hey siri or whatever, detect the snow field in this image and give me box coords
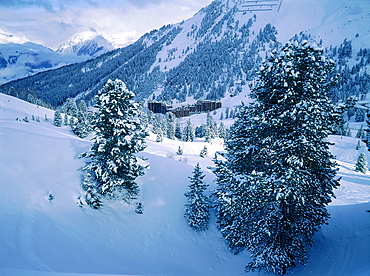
[0,93,370,275]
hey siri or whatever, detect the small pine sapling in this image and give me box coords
[176,146,183,155]
[356,140,361,150]
[135,202,143,214]
[199,145,208,158]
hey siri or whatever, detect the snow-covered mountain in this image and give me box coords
[0,92,370,275]
[0,42,92,85]
[1,0,370,107]
[56,29,114,57]
[0,29,114,85]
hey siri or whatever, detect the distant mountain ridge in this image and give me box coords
[56,29,114,57]
[0,30,114,85]
[1,0,370,107]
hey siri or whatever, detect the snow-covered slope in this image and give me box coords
[0,93,370,275]
[56,29,114,57]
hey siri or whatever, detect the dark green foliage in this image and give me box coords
[81,79,148,207]
[184,163,210,231]
[135,202,143,214]
[71,111,90,138]
[214,41,341,275]
[182,119,195,142]
[218,122,227,139]
[175,121,182,140]
[199,146,208,158]
[53,110,62,127]
[355,152,367,174]
[176,146,183,155]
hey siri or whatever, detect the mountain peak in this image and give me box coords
[56,29,114,57]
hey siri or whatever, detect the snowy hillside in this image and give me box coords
[0,93,370,275]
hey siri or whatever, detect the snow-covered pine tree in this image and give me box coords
[355,152,367,174]
[63,113,69,125]
[71,111,90,138]
[166,112,176,140]
[215,41,341,275]
[53,110,62,127]
[211,154,249,254]
[175,120,182,140]
[356,140,361,150]
[182,119,195,142]
[81,79,148,206]
[176,146,183,155]
[199,145,208,158]
[218,122,227,139]
[156,130,163,143]
[64,98,78,117]
[205,114,218,143]
[184,163,210,231]
[78,100,88,113]
[356,125,365,139]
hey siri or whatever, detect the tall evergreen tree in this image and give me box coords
[184,163,210,231]
[78,100,88,113]
[71,111,90,138]
[53,110,62,127]
[175,120,182,140]
[81,79,148,206]
[214,41,341,274]
[218,122,227,139]
[64,98,78,117]
[355,152,367,174]
[166,112,176,140]
[182,119,195,142]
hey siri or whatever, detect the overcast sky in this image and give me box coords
[0,0,213,49]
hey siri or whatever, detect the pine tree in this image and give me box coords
[156,130,163,142]
[212,154,248,253]
[78,100,88,113]
[214,41,341,275]
[199,145,208,158]
[184,163,210,231]
[176,146,183,155]
[356,140,361,150]
[355,152,367,174]
[182,119,195,142]
[71,111,90,138]
[64,98,78,117]
[166,112,176,140]
[218,122,227,139]
[175,120,182,140]
[356,125,365,139]
[63,113,69,125]
[81,79,148,206]
[54,110,62,127]
[205,114,218,142]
